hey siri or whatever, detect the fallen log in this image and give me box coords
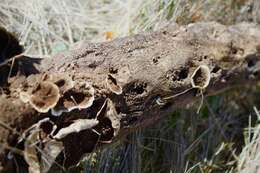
[0,22,260,172]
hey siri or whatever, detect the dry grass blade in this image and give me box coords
[236,108,260,173]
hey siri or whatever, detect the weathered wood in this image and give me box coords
[1,22,260,172]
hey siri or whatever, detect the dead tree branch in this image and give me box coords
[1,22,260,172]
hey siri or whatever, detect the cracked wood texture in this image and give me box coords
[1,22,260,172]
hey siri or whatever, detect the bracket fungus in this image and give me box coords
[16,118,63,173]
[20,81,60,113]
[97,98,121,137]
[105,99,121,136]
[53,119,99,140]
[30,82,60,113]
[51,81,94,116]
[19,118,56,141]
[106,74,123,95]
[190,64,211,113]
[66,82,95,111]
[156,65,211,110]
[191,65,211,89]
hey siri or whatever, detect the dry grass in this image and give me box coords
[236,107,260,173]
[0,0,260,172]
[1,0,259,56]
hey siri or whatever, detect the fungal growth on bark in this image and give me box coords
[106,74,123,95]
[1,22,260,172]
[191,65,211,89]
[53,119,99,140]
[15,118,63,173]
[155,65,211,106]
[20,81,60,113]
[48,74,74,94]
[66,82,95,110]
[104,99,121,136]
[190,65,211,113]
[97,98,121,138]
[51,81,95,116]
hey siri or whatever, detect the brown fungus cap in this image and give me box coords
[64,82,94,111]
[51,81,94,116]
[29,81,60,113]
[106,74,122,95]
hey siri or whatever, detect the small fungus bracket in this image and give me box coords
[106,74,123,95]
[155,65,211,110]
[190,64,211,113]
[96,98,121,139]
[191,65,211,90]
[51,81,95,116]
[20,81,60,113]
[52,119,99,140]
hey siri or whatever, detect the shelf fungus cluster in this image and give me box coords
[15,98,122,172]
[19,73,95,116]
[15,73,123,171]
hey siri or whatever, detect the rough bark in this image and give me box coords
[1,22,260,172]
